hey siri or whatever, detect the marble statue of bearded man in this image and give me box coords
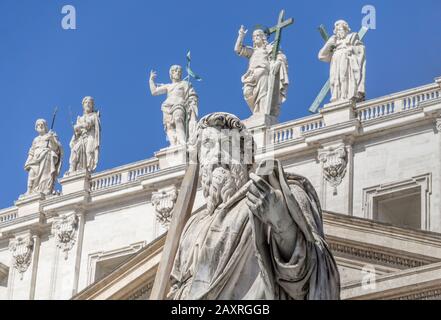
[235,27,289,117]
[68,96,101,173]
[169,112,340,300]
[24,119,63,195]
[319,20,366,102]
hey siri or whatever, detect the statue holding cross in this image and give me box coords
[309,20,367,113]
[234,10,293,118]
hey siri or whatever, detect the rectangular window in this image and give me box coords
[373,187,421,229]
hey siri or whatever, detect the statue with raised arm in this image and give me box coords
[68,96,101,174]
[235,25,289,117]
[149,65,198,146]
[24,119,63,195]
[168,112,340,300]
[318,20,366,103]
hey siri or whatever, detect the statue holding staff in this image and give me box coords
[24,118,63,195]
[156,112,340,300]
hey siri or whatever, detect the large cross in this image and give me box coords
[308,25,369,113]
[265,10,294,115]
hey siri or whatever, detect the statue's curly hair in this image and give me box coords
[189,112,255,166]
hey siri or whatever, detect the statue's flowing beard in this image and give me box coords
[201,162,249,215]
[336,31,347,40]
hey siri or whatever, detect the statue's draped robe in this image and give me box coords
[25,133,62,195]
[319,33,365,102]
[170,161,340,300]
[238,43,289,116]
[69,112,101,172]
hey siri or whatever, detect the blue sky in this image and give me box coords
[0,0,440,208]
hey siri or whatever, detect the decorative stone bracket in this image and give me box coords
[52,213,79,260]
[9,235,34,280]
[318,143,348,194]
[152,186,178,227]
[435,117,441,132]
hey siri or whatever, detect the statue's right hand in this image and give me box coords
[328,35,337,46]
[150,70,157,81]
[239,25,248,36]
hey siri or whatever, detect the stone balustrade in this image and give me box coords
[267,78,441,146]
[356,82,441,122]
[90,158,160,192]
[270,114,325,145]
[0,207,18,224]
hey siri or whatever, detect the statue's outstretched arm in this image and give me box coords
[234,25,252,58]
[149,70,167,96]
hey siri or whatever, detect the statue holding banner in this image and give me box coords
[149,65,199,146]
[318,20,366,103]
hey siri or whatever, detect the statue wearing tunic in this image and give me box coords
[235,27,289,117]
[319,20,366,103]
[68,96,101,173]
[168,113,340,300]
[149,65,198,146]
[24,119,63,195]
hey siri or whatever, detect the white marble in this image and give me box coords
[24,119,63,196]
[149,65,198,146]
[319,20,366,103]
[68,96,101,174]
[235,26,289,117]
[0,75,441,300]
[168,113,340,300]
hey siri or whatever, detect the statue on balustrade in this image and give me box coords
[149,65,199,146]
[68,96,101,174]
[24,119,63,195]
[318,20,366,103]
[234,25,289,117]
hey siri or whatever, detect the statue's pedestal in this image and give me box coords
[320,100,356,126]
[60,170,90,195]
[14,193,45,217]
[243,113,278,149]
[155,145,187,170]
[243,113,278,128]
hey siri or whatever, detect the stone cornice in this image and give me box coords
[328,238,435,269]
[324,211,441,248]
[0,212,45,238]
[341,261,441,300]
[393,287,441,300]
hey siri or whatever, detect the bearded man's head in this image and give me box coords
[190,113,255,214]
